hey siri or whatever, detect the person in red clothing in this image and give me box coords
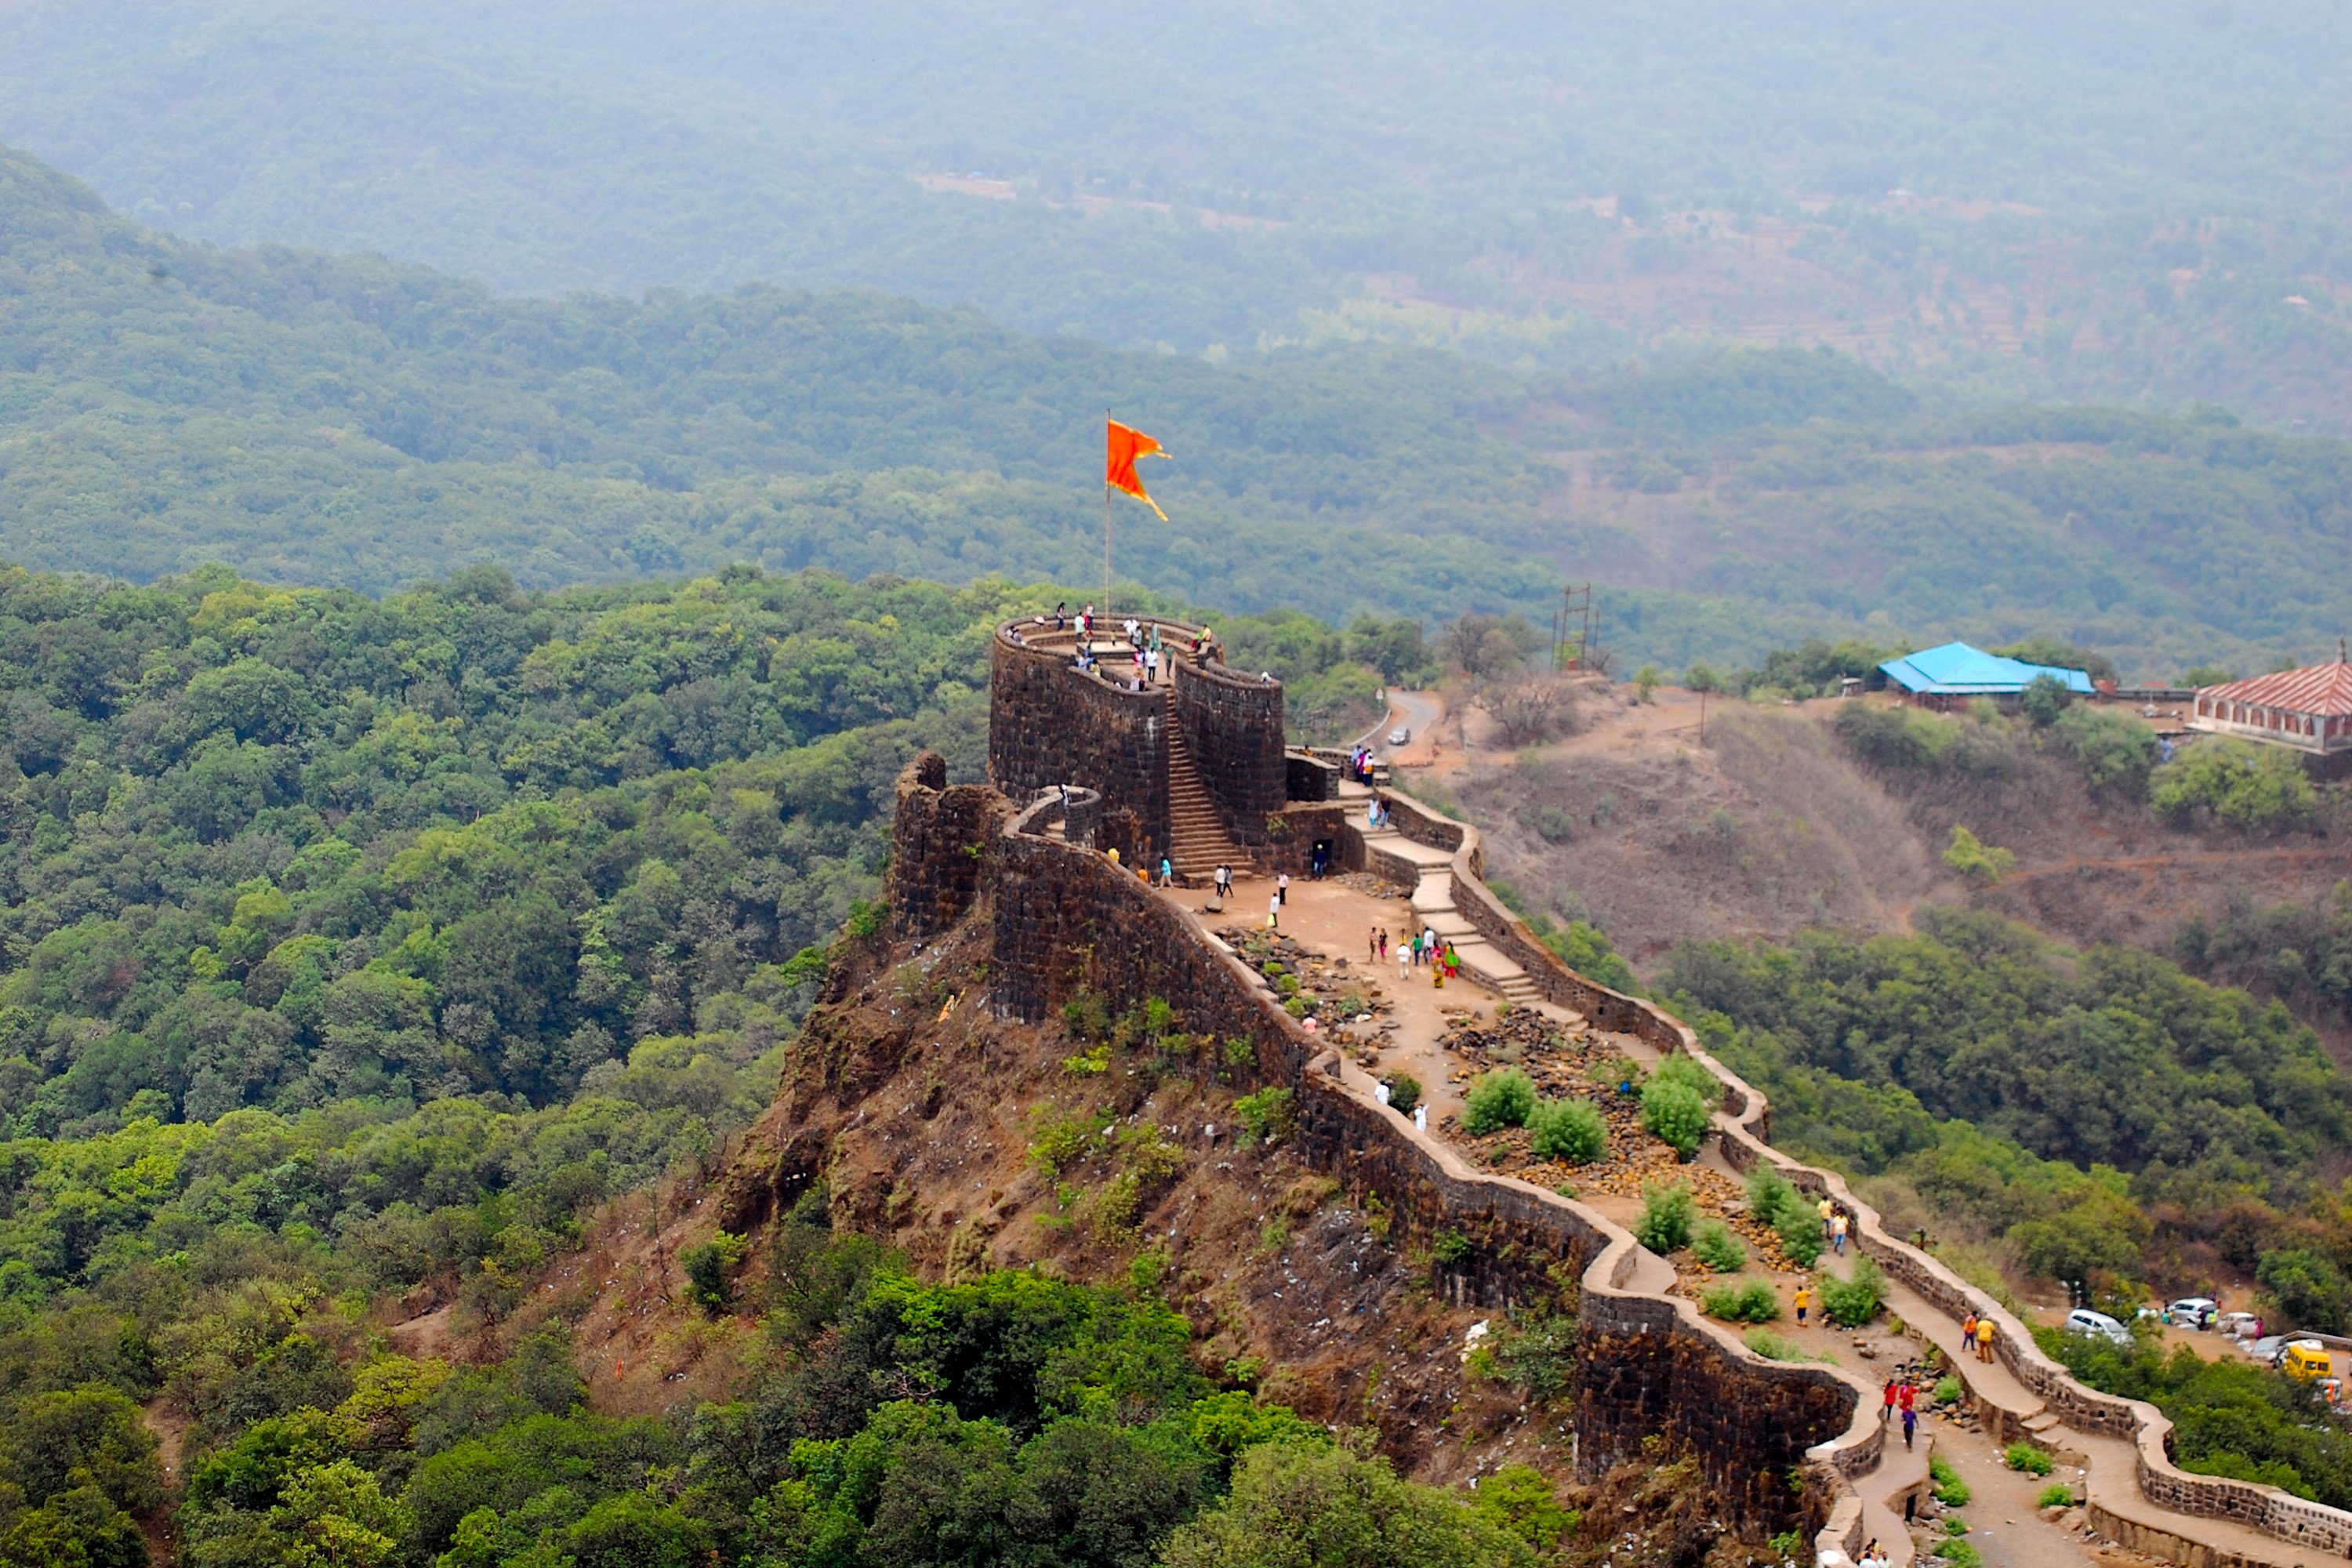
[1899,1379,1918,1450]
[1882,1377,1899,1424]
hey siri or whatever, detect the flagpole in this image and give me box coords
[1102,409,1114,626]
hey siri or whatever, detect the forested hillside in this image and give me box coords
[0,561,1541,1566]
[5,1,2352,426]
[11,143,2352,677]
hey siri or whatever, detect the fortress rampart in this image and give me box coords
[866,619,2352,1566]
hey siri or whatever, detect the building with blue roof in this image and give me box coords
[1878,641,2096,710]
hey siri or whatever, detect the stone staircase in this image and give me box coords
[1358,814,1544,1006]
[1165,702,1254,884]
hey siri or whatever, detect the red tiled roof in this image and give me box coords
[2199,659,2352,717]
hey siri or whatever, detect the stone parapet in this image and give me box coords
[1174,655,1287,847]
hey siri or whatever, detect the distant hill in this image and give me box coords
[7,1,2352,427]
[6,143,2352,678]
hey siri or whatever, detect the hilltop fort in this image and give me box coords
[721,612,2344,1567]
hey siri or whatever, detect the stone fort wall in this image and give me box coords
[989,628,1171,866]
[898,754,1870,1541]
[902,625,2352,1564]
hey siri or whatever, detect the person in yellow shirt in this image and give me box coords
[1795,1283,1811,1327]
[1974,1314,1995,1363]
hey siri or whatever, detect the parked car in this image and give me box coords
[2167,1297,2219,1330]
[1387,726,1411,746]
[2217,1311,2260,1340]
[2064,1308,2132,1346]
[2249,1334,2294,1364]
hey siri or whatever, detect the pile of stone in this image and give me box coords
[1214,926,1394,1046]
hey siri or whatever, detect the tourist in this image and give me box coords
[1831,1210,1849,1257]
[1215,863,1232,899]
[1975,1314,1994,1363]
[1082,604,1094,638]
[1396,940,1410,983]
[1962,1309,1978,1352]
[1369,927,1380,963]
[1269,890,1280,930]
[1378,929,1388,962]
[1106,847,1120,869]
[1794,1283,1809,1326]
[1157,855,1174,889]
[1053,601,1067,630]
[1414,1103,1428,1131]
[1376,1080,1390,1106]
[1882,1377,1897,1424]
[1900,1392,1918,1452]
[1310,843,1327,879]
[1277,870,1290,906]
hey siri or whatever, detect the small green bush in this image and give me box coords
[1526,1098,1607,1163]
[1385,1073,1421,1117]
[1820,1256,1886,1327]
[1933,1540,1982,1567]
[1933,1375,1962,1406]
[1682,1219,1742,1272]
[2038,1483,2076,1508]
[1432,1228,1472,1265]
[1700,1277,1780,1323]
[1744,1330,1829,1363]
[2005,1443,2053,1476]
[1640,1078,1711,1157]
[1650,1052,1722,1105]
[1464,1068,1538,1134]
[1587,1054,1645,1094]
[681,1230,750,1313]
[1929,1454,1970,1508]
[1234,1086,1296,1144]
[1635,1181,1697,1253]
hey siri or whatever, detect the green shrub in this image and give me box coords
[1526,1098,1608,1163]
[1639,1078,1711,1157]
[1820,1256,1886,1327]
[1234,1086,1297,1144]
[1690,1218,1748,1272]
[1472,1462,1578,1551]
[1587,1055,1645,1094]
[1929,1454,1970,1508]
[2052,704,2158,797]
[1635,1181,1697,1253]
[1933,1375,1963,1406]
[1385,1073,1421,1117]
[1234,1086,1296,1142]
[2151,737,2318,831]
[2038,1483,2076,1508]
[1944,825,2016,885]
[1464,1068,1538,1134]
[2005,1443,2053,1476]
[1744,1330,1829,1363]
[1934,1540,1982,1567]
[681,1231,750,1313]
[1700,1277,1780,1323]
[1743,1162,1824,1265]
[1432,1229,1472,1265]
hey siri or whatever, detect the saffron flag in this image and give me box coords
[1105,419,1171,519]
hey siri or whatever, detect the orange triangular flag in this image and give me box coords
[1106,419,1171,519]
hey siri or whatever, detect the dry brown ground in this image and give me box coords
[1421,685,2352,1005]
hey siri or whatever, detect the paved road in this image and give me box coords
[1362,688,1443,759]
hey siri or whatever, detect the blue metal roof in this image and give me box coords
[1878,641,2096,696]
